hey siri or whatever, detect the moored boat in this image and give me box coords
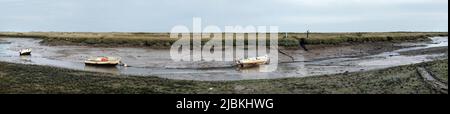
[84,56,121,66]
[19,48,32,55]
[235,55,270,68]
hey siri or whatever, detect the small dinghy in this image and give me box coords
[84,56,121,66]
[235,55,270,68]
[19,48,32,55]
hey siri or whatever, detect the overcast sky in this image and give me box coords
[0,0,448,32]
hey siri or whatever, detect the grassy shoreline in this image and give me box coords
[0,32,447,48]
[0,59,447,94]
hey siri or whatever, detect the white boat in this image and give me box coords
[84,56,121,66]
[235,55,270,68]
[19,48,32,55]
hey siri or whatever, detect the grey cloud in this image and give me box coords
[0,0,447,32]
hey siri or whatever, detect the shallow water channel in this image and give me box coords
[0,37,447,81]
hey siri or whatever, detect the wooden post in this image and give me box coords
[306,30,310,39]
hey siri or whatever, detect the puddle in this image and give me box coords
[0,37,448,81]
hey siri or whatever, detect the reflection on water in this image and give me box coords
[237,64,282,73]
[0,37,448,81]
[84,65,121,75]
[19,55,32,63]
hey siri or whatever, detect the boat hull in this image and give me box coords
[84,62,119,66]
[235,55,270,68]
[84,56,121,66]
[19,52,31,55]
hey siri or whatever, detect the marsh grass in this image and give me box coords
[0,32,447,47]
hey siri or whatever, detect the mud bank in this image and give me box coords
[0,59,446,94]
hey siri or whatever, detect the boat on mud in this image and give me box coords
[84,56,121,66]
[19,48,32,55]
[235,55,270,68]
